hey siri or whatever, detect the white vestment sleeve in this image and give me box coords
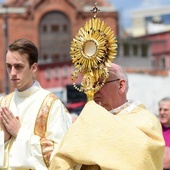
[0,132,10,168]
[0,131,4,167]
[46,99,72,160]
[9,128,36,169]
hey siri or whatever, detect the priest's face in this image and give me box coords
[159,101,170,127]
[6,50,37,91]
[94,73,127,111]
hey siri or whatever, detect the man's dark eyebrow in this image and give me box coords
[6,63,24,66]
[6,63,24,69]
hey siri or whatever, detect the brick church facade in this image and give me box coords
[0,0,118,101]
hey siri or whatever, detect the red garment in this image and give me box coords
[162,125,170,147]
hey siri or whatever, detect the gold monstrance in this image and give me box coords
[71,3,117,101]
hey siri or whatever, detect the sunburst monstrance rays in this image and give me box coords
[70,14,117,99]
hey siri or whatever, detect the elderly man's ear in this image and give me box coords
[119,79,126,92]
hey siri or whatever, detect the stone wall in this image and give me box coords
[127,73,170,116]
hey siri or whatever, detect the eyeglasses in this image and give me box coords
[105,78,120,84]
[94,78,120,87]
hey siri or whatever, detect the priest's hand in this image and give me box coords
[0,108,12,142]
[0,107,21,138]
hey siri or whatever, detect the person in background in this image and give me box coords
[49,63,164,170]
[0,38,72,170]
[159,97,170,170]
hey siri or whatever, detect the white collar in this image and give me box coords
[109,101,142,115]
[109,101,131,115]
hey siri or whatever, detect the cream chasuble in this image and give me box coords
[0,81,71,170]
[50,100,164,170]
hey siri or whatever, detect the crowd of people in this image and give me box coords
[0,38,169,169]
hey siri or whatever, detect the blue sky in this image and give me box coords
[1,0,170,28]
[108,0,170,28]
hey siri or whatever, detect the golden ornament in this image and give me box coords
[71,3,117,101]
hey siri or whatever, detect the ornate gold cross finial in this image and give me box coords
[90,2,100,18]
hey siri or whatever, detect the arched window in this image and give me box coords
[39,11,71,64]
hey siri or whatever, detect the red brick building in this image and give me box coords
[137,31,170,70]
[0,0,118,102]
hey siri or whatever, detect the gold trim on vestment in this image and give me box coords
[34,93,58,167]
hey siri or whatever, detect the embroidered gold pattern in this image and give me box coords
[0,92,14,107]
[40,138,54,167]
[34,93,57,167]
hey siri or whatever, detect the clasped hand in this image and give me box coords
[0,107,21,142]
